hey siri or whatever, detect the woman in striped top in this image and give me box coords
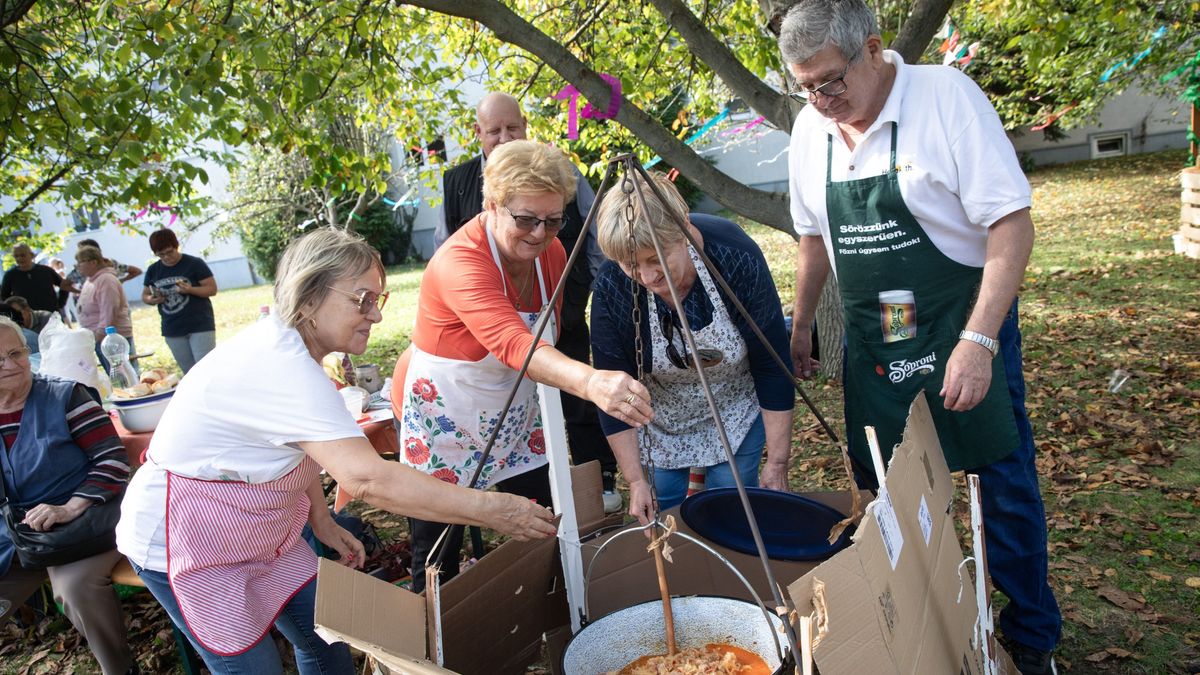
[0,316,135,675]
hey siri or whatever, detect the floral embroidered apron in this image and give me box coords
[643,244,757,470]
[398,227,555,488]
[164,455,320,655]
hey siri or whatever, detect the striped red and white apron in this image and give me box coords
[164,456,321,655]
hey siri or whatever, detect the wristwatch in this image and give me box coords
[959,330,999,357]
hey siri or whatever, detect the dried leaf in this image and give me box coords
[1148,570,1173,582]
[1186,577,1200,589]
[1097,585,1147,612]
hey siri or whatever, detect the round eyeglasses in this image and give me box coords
[326,286,390,314]
[789,51,859,102]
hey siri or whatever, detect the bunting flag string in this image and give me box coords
[1031,103,1078,131]
[644,108,730,169]
[938,19,981,70]
[115,202,177,227]
[1101,26,1168,83]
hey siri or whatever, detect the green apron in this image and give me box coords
[826,122,1018,473]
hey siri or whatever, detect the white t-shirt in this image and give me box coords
[787,50,1031,269]
[116,315,364,571]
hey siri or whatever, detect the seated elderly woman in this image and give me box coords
[390,140,654,592]
[117,228,557,675]
[590,174,796,523]
[0,317,136,675]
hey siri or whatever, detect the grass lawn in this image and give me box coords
[3,149,1197,674]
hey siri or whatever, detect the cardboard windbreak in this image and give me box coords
[786,392,1017,675]
[579,491,864,622]
[314,461,616,675]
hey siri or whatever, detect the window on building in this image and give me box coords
[71,208,101,232]
[1090,132,1129,160]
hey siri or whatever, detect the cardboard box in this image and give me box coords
[314,462,614,675]
[786,392,1016,675]
[579,491,862,622]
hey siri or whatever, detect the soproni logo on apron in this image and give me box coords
[879,351,937,383]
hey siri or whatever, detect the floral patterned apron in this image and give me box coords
[643,243,757,470]
[398,227,555,488]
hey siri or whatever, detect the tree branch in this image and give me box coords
[0,0,37,30]
[398,0,792,232]
[645,0,796,131]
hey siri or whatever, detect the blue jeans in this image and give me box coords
[653,414,765,512]
[164,330,217,373]
[131,563,355,675]
[969,299,1062,653]
[844,299,1062,653]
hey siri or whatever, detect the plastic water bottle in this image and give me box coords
[100,327,137,391]
[258,305,271,321]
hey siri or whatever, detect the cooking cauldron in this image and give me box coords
[561,595,788,675]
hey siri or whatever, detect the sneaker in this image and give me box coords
[602,490,623,514]
[1004,639,1057,675]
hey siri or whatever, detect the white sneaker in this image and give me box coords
[602,490,623,514]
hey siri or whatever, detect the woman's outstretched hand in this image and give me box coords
[585,370,654,428]
[487,493,558,541]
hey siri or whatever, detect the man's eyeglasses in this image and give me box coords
[502,206,564,233]
[788,52,859,102]
[152,247,175,257]
[0,347,32,367]
[326,286,390,315]
[660,312,723,370]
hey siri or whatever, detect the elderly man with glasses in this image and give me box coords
[778,2,1059,673]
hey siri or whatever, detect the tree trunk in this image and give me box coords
[889,0,955,64]
[817,276,844,381]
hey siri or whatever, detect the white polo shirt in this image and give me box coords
[787,50,1030,270]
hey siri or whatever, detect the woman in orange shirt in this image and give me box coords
[391,141,654,591]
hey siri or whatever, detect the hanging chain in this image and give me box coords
[622,168,658,519]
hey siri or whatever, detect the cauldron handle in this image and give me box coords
[581,522,787,663]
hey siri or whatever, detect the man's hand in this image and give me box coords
[940,340,993,411]
[790,327,820,380]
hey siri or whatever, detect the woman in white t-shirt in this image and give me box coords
[116,228,556,675]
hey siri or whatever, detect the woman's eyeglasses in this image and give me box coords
[502,206,564,233]
[660,312,723,370]
[326,286,390,314]
[0,347,32,367]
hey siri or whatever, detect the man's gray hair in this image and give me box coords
[778,0,878,65]
[0,316,27,348]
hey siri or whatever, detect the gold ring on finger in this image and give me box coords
[624,394,636,405]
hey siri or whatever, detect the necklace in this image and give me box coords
[511,263,535,309]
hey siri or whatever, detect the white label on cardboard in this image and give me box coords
[918,494,933,546]
[874,488,904,570]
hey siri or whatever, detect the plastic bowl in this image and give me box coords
[679,487,855,561]
[114,391,174,432]
[111,388,175,407]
